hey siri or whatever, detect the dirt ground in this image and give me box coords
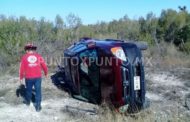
[0,68,190,122]
[145,68,190,122]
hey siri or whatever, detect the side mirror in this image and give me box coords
[125,41,148,50]
[134,41,148,50]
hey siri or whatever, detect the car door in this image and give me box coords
[70,56,80,94]
[78,48,101,104]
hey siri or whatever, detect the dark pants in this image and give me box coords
[25,78,42,107]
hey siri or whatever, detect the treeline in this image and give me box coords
[0,8,190,70]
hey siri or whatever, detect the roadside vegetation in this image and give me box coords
[0,7,190,72]
[0,6,190,122]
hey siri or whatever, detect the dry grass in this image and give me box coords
[1,41,190,122]
[144,42,190,69]
[93,102,190,122]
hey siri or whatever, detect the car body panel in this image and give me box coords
[51,38,147,112]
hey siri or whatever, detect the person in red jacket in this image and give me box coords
[19,43,48,112]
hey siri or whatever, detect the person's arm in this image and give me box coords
[19,57,25,84]
[40,57,48,77]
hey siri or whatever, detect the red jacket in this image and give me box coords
[19,52,48,80]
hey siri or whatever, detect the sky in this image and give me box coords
[0,0,190,25]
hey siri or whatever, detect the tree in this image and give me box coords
[37,17,54,41]
[178,6,187,12]
[55,15,64,30]
[66,13,82,29]
[66,13,82,41]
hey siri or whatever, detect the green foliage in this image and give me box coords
[0,8,190,71]
[158,9,190,47]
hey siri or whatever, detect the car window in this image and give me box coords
[123,44,140,64]
[78,49,100,103]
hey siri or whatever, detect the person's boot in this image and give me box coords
[23,100,30,106]
[35,103,42,112]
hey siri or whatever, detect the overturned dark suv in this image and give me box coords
[51,37,148,112]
